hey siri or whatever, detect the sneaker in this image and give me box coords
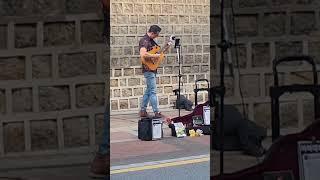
[139,110,148,117]
[154,111,164,118]
[89,153,109,178]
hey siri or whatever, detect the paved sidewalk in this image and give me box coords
[110,108,211,167]
[0,108,267,179]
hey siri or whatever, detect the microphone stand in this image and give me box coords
[175,39,182,118]
[210,0,232,177]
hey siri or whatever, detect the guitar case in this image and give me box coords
[212,55,320,180]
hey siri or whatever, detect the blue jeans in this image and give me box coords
[98,110,109,155]
[141,71,159,113]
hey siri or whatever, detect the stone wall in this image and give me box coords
[211,0,320,132]
[110,0,210,112]
[0,1,108,156]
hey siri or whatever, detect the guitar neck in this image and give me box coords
[159,44,171,53]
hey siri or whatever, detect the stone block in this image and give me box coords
[3,122,25,153]
[308,41,320,64]
[32,55,52,79]
[275,41,303,59]
[113,89,120,98]
[15,24,37,48]
[231,44,247,68]
[111,100,118,110]
[123,3,134,13]
[0,89,5,114]
[184,55,194,64]
[122,88,132,97]
[0,0,64,16]
[271,0,299,6]
[119,57,130,68]
[174,25,183,34]
[134,88,143,96]
[201,65,209,73]
[252,43,271,67]
[0,25,6,49]
[95,114,104,145]
[280,102,298,128]
[102,50,110,75]
[240,75,260,97]
[203,45,210,53]
[12,88,33,112]
[76,83,105,108]
[126,36,136,45]
[179,15,189,24]
[157,86,163,94]
[39,86,70,112]
[239,0,268,7]
[202,35,209,44]
[164,86,173,94]
[129,15,138,24]
[124,68,134,76]
[123,46,133,56]
[297,0,319,5]
[254,103,271,129]
[160,76,171,84]
[0,56,25,80]
[130,57,140,67]
[263,13,286,37]
[189,75,195,83]
[203,54,209,63]
[287,71,313,85]
[119,99,129,109]
[58,52,96,78]
[234,15,258,37]
[153,4,161,13]
[196,45,202,53]
[31,119,58,150]
[159,15,169,24]
[138,15,146,24]
[128,78,140,86]
[63,116,89,147]
[114,69,122,77]
[303,100,314,127]
[147,15,158,24]
[129,98,139,108]
[81,20,104,44]
[44,22,75,46]
[291,12,316,35]
[265,73,285,96]
[110,79,119,87]
[162,4,172,14]
[182,66,192,74]
[159,96,168,105]
[134,4,144,14]
[184,25,193,34]
[129,26,137,34]
[32,0,64,15]
[65,0,100,13]
[193,5,202,13]
[0,1,29,16]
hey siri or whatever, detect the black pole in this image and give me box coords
[178,48,181,118]
[175,39,182,118]
[217,0,228,176]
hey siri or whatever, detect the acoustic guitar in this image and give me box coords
[141,35,175,71]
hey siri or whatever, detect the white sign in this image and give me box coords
[298,141,320,180]
[203,106,210,125]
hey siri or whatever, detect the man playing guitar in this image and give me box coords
[139,25,173,118]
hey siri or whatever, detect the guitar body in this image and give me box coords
[141,45,165,71]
